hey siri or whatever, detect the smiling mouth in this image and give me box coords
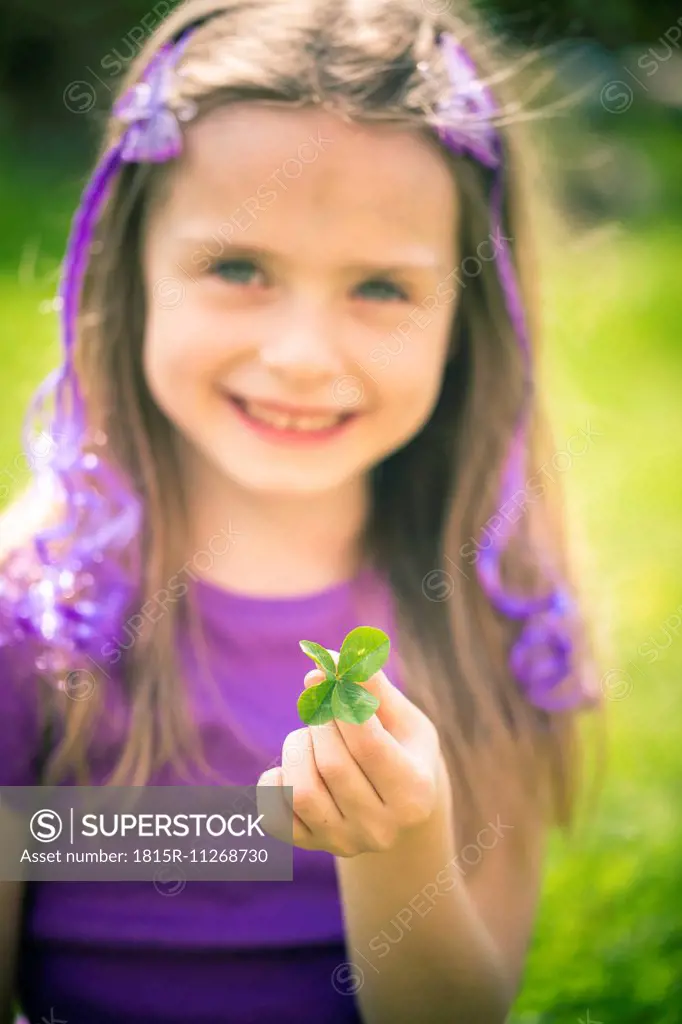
[225,394,359,436]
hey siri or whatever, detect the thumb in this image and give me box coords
[257,765,283,786]
[303,668,327,688]
[347,666,412,737]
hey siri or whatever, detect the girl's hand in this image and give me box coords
[257,653,446,857]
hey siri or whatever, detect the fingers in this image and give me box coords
[280,728,345,836]
[307,719,385,818]
[334,713,432,806]
[346,665,421,742]
[302,667,435,804]
[303,661,422,744]
[256,765,314,848]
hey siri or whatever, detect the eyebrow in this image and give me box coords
[174,233,449,276]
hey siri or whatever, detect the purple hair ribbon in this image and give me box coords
[113,42,198,162]
[433,33,583,711]
[431,37,500,169]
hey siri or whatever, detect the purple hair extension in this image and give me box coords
[0,32,198,672]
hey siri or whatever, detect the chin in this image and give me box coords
[216,459,359,496]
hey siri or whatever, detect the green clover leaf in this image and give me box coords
[331,679,381,725]
[297,626,390,726]
[337,626,390,683]
[296,678,336,726]
[299,640,337,678]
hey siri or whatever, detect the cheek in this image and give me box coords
[378,319,452,419]
[143,314,189,403]
[141,242,221,398]
[141,315,213,438]
[142,300,219,398]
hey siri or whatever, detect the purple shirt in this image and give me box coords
[2,565,402,1023]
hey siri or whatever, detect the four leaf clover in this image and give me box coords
[297,626,390,726]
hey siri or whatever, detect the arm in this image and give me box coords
[335,751,545,1024]
[0,881,24,1024]
[259,658,547,1023]
[0,801,29,1024]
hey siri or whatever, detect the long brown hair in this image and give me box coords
[17,0,599,829]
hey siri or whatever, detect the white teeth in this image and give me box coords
[242,401,343,431]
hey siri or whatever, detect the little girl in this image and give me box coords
[0,1,599,1021]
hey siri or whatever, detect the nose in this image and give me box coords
[258,298,345,384]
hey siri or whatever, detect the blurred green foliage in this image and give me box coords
[0,0,675,50]
[509,216,682,1022]
[0,0,680,151]
[474,0,678,48]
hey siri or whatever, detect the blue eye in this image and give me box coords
[355,278,409,303]
[210,258,264,286]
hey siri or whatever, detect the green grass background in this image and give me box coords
[1,110,681,1022]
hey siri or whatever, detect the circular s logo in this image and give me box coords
[332,375,364,409]
[600,81,634,114]
[30,809,63,843]
[421,568,455,602]
[153,866,187,897]
[331,961,365,995]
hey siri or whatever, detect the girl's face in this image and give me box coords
[142,104,459,496]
